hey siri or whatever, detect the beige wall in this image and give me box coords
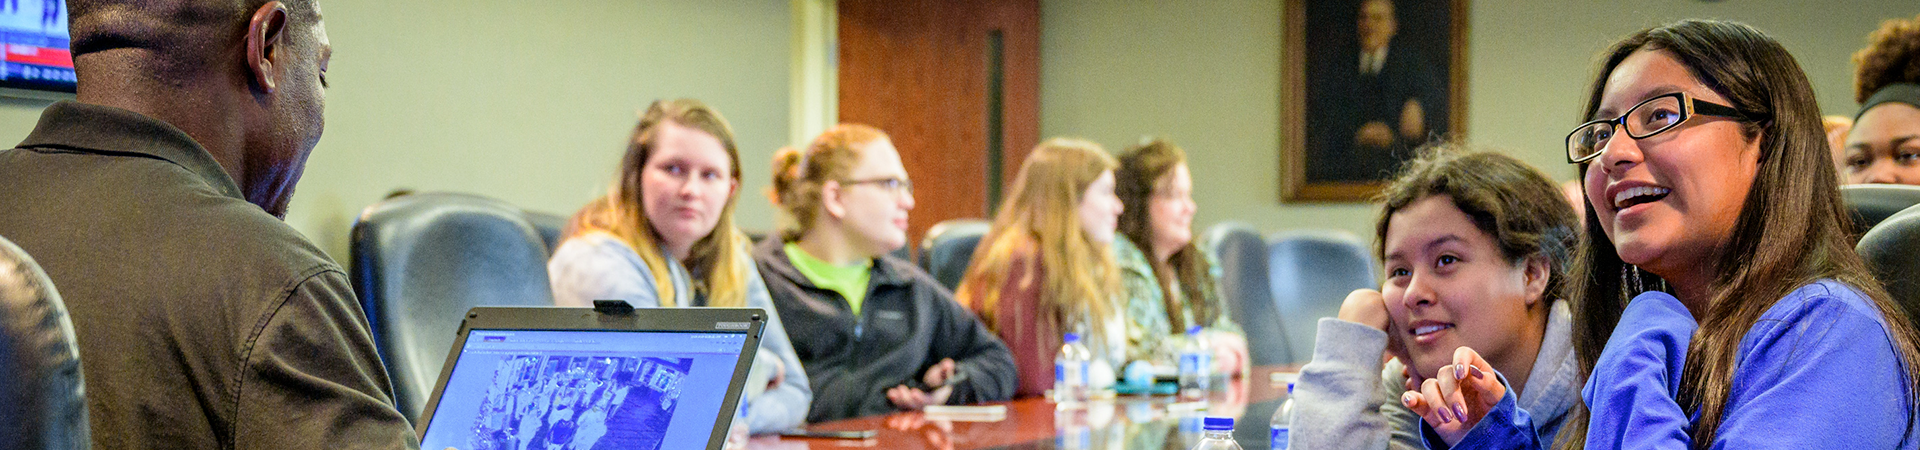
[0,1,1912,258]
[0,0,792,259]
[1039,0,1917,244]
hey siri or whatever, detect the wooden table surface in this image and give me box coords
[746,366,1297,450]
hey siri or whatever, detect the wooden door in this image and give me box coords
[837,0,1040,255]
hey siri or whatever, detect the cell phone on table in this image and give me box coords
[908,369,970,391]
[778,429,877,439]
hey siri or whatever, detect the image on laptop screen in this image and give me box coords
[420,329,749,450]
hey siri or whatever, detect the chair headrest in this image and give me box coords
[0,235,89,447]
[1842,184,1920,233]
[348,192,555,420]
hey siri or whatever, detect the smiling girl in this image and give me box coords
[1403,20,1920,449]
[1288,148,1580,450]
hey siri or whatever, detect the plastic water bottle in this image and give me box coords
[1179,326,1212,401]
[1270,383,1294,449]
[1192,417,1245,450]
[1054,404,1092,449]
[1059,401,1090,448]
[1055,332,1092,405]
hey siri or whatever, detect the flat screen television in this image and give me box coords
[0,0,71,99]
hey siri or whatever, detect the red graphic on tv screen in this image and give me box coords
[5,44,70,68]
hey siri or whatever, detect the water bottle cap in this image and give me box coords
[1186,325,1203,335]
[1287,381,1295,394]
[1202,416,1234,430]
[1063,332,1081,343]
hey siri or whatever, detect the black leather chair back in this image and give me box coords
[1843,184,1920,237]
[917,219,993,291]
[1857,203,1920,332]
[1200,222,1292,366]
[1268,231,1378,364]
[350,193,555,421]
[0,235,88,449]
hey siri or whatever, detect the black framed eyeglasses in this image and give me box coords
[841,177,913,195]
[1565,92,1757,164]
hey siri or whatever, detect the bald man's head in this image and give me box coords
[68,0,316,79]
[66,0,333,218]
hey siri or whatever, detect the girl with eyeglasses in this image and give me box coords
[1401,20,1920,448]
[754,124,1017,422]
[546,99,811,434]
[956,138,1128,398]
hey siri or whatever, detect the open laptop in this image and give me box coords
[415,302,766,450]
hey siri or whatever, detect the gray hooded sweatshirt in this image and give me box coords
[1287,300,1577,449]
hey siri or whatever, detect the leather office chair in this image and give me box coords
[1200,222,1292,366]
[523,209,570,256]
[1842,184,1920,237]
[917,219,993,291]
[1267,230,1378,365]
[1857,203,1920,331]
[350,193,555,421]
[0,236,88,449]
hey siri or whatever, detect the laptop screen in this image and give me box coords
[419,328,750,450]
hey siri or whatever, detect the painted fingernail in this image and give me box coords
[1455,365,1465,379]
[1453,404,1468,421]
[1470,366,1486,379]
[1402,392,1418,405]
[1439,407,1453,423]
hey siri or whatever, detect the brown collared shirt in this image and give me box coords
[0,102,419,449]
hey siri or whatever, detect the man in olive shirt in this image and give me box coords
[0,0,418,448]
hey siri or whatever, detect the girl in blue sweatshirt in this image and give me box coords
[1401,20,1920,449]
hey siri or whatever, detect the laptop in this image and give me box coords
[415,302,767,450]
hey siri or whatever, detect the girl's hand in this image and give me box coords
[1337,289,1392,332]
[1399,346,1505,446]
[1210,331,1250,377]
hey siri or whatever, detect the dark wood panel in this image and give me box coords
[837,0,1039,254]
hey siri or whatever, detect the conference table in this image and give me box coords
[747,366,1297,450]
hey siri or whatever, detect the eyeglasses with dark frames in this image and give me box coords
[1565,92,1756,164]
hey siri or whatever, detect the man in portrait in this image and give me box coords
[1307,0,1448,183]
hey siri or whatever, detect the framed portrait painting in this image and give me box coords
[1282,0,1468,202]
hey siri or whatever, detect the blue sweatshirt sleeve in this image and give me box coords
[1420,373,1538,450]
[1581,290,1695,449]
[1703,281,1916,449]
[1426,292,1696,450]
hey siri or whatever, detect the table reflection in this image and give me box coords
[748,366,1294,450]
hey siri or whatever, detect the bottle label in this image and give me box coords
[1180,352,1211,374]
[1271,426,1289,449]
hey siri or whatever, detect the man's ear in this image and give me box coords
[246,2,289,93]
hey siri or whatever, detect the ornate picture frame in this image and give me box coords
[1283,0,1469,202]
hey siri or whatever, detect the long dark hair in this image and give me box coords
[1561,20,1920,448]
[1115,138,1220,328]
